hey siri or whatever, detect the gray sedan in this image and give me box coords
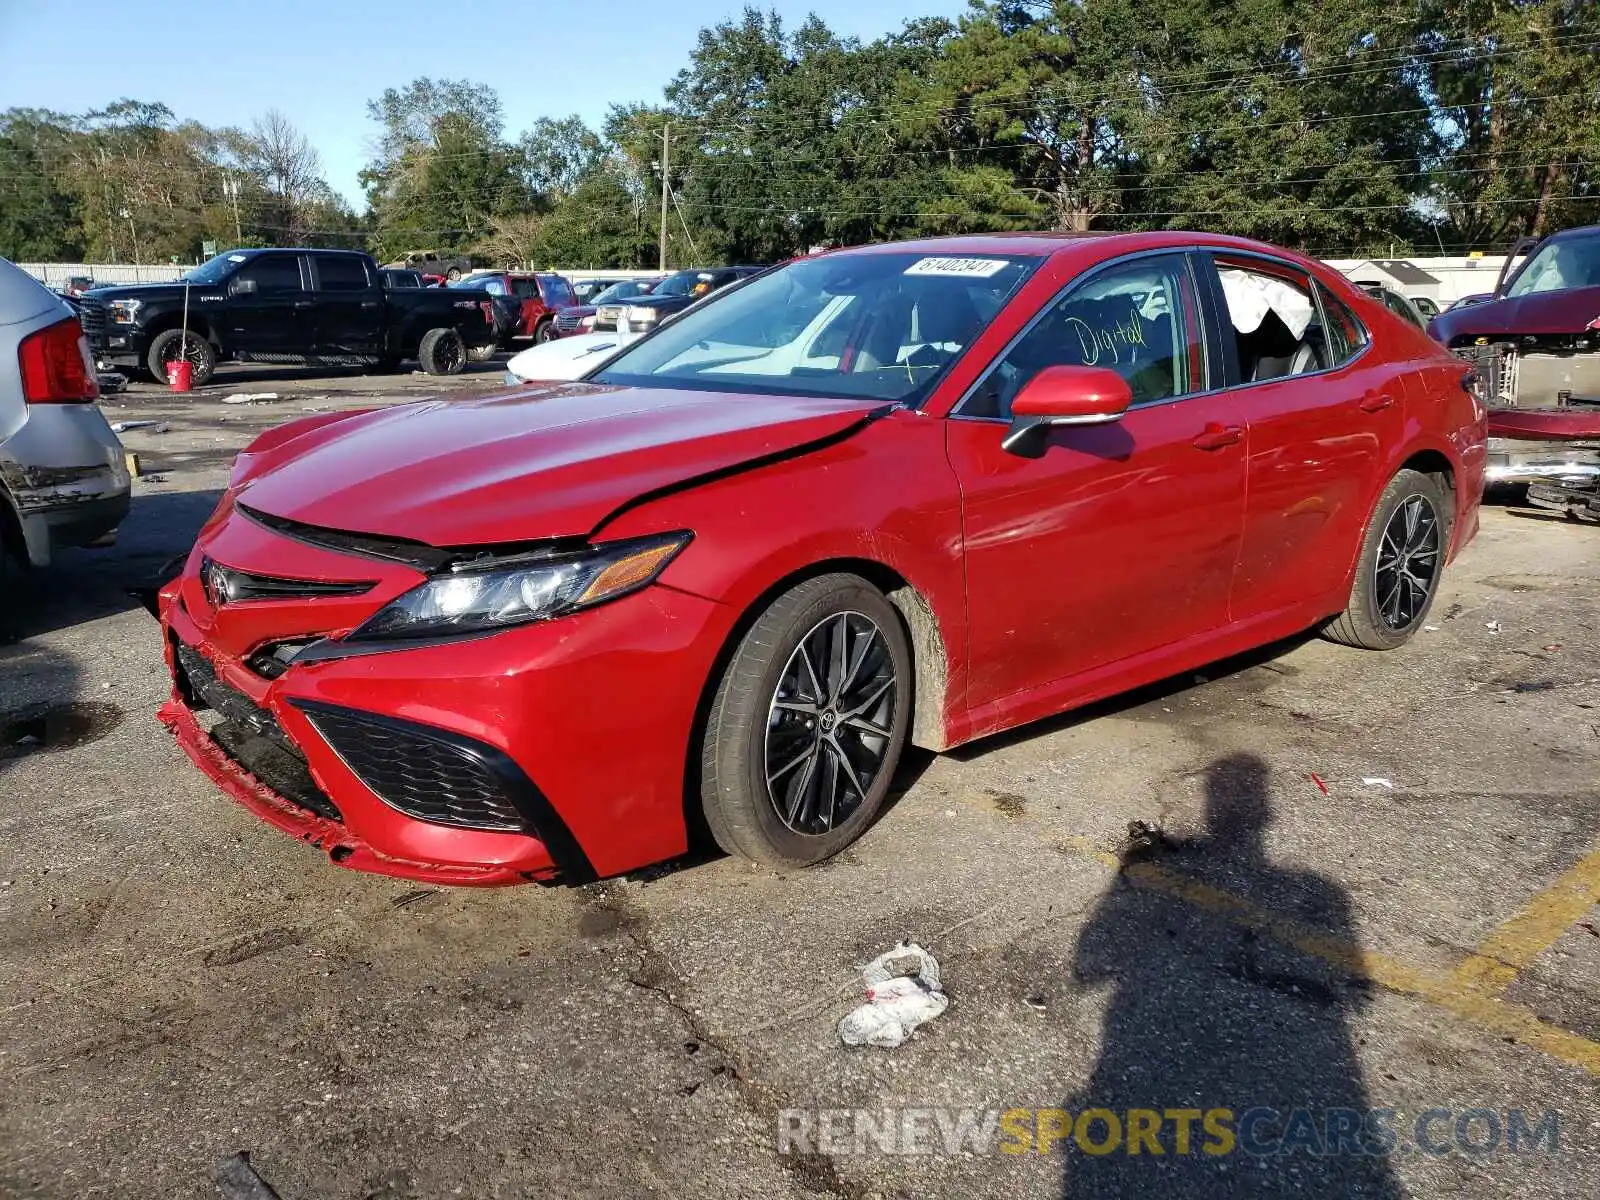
[1,258,131,568]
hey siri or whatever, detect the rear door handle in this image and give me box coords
[359,300,380,309]
[1359,392,1395,413]
[1192,423,1244,451]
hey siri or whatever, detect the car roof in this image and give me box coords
[822,230,1321,262]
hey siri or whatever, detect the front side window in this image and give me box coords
[963,254,1204,420]
[1505,233,1600,297]
[592,252,1037,403]
[237,254,303,293]
[315,256,369,291]
[1215,256,1326,383]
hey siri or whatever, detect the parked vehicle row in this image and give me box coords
[77,249,499,385]
[154,231,1483,887]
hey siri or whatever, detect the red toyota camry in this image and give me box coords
[158,233,1486,886]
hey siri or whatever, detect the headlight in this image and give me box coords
[626,305,660,325]
[109,299,141,323]
[349,532,691,641]
[580,314,596,329]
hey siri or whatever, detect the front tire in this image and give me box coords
[466,340,498,363]
[1322,469,1448,649]
[146,329,216,386]
[701,575,912,867]
[418,328,465,376]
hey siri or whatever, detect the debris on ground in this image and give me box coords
[221,392,280,405]
[109,420,157,433]
[838,941,948,1048]
[1361,777,1396,790]
[215,1151,281,1200]
[1423,624,1440,632]
[1023,995,1048,1012]
[1543,644,1563,652]
[1309,772,1330,795]
[1121,818,1170,865]
[1485,620,1503,634]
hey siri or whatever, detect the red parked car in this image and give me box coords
[449,271,578,342]
[1426,224,1600,515]
[157,233,1485,886]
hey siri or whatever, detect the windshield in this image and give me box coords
[591,252,1036,403]
[590,280,653,305]
[181,252,249,285]
[652,270,713,298]
[1506,232,1600,298]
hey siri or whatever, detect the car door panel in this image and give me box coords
[309,255,382,356]
[949,397,1248,712]
[1209,256,1405,619]
[227,253,309,355]
[946,250,1248,715]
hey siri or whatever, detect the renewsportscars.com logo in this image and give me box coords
[777,1107,1561,1158]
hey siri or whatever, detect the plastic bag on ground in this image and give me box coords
[838,941,948,1048]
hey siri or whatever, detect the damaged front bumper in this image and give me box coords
[1456,341,1600,488]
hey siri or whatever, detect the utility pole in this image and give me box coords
[659,122,670,272]
[223,177,242,246]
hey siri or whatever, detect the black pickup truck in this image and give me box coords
[78,248,498,385]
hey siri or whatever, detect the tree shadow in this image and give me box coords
[1061,753,1402,1197]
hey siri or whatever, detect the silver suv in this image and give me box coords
[0,258,131,567]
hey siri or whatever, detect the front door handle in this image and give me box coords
[359,300,380,309]
[292,299,313,309]
[1192,423,1244,451]
[1359,392,1395,413]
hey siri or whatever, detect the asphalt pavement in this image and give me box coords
[1,361,1596,1199]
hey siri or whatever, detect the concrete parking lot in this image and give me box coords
[2,362,1597,1199]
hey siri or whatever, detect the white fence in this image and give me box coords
[18,262,188,287]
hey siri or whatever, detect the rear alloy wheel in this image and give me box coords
[146,328,216,386]
[418,327,465,376]
[1322,468,1448,649]
[701,575,911,867]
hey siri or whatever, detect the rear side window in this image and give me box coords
[539,276,575,305]
[511,277,540,300]
[237,255,303,293]
[1214,256,1327,383]
[1315,281,1370,366]
[315,256,370,291]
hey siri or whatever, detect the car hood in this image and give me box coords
[1430,285,1600,342]
[83,282,191,301]
[234,382,882,546]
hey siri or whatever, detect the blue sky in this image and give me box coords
[0,0,971,207]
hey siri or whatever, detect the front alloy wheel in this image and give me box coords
[766,612,897,836]
[701,575,912,866]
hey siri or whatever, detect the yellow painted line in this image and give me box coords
[1450,840,1600,998]
[956,790,1600,1075]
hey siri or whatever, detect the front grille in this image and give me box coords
[554,310,584,333]
[173,642,342,822]
[294,701,529,833]
[76,297,108,348]
[202,556,375,606]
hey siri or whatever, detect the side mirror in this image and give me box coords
[1002,365,1132,454]
[229,277,257,297]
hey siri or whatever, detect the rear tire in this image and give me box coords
[446,267,463,282]
[534,319,556,344]
[700,575,912,867]
[1322,469,1449,650]
[418,328,465,376]
[146,329,216,386]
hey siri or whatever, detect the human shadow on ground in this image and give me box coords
[1060,753,1403,1198]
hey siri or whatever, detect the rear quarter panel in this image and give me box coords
[386,291,495,352]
